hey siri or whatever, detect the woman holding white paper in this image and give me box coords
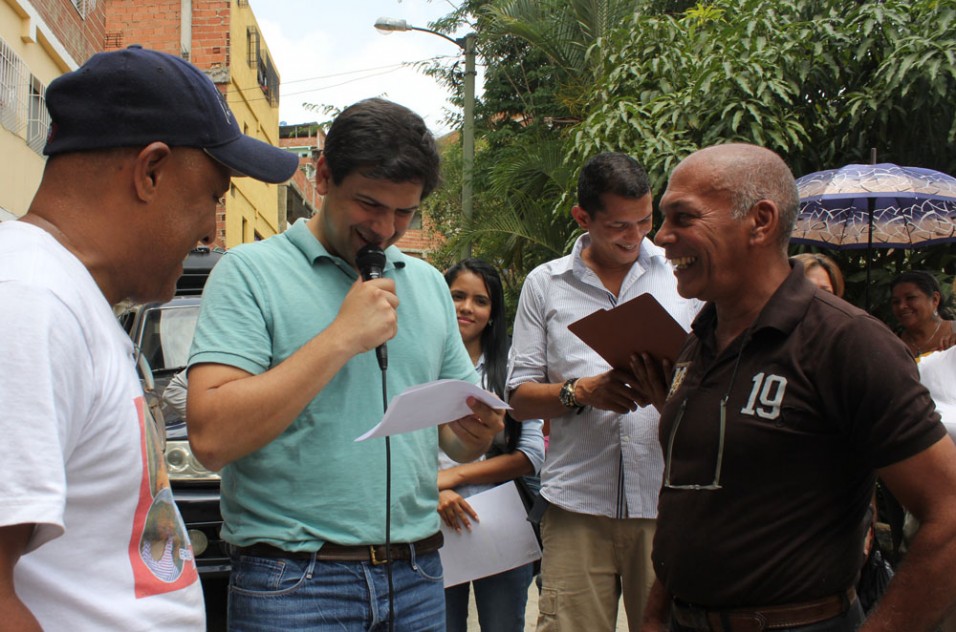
[438,258,546,632]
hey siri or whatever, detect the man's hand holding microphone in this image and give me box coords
[343,244,503,461]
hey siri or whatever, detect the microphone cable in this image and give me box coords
[382,371,395,632]
[356,245,396,632]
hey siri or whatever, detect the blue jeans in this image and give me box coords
[444,563,535,632]
[227,549,445,631]
[670,599,864,632]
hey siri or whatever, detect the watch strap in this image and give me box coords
[559,377,583,410]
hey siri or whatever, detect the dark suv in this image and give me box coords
[119,247,227,579]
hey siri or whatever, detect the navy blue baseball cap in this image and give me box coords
[44,45,298,184]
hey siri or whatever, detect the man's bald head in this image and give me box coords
[673,144,799,250]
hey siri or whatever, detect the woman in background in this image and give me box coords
[439,258,545,632]
[793,252,845,297]
[901,277,956,630]
[890,270,956,358]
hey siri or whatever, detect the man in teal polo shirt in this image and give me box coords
[186,98,504,630]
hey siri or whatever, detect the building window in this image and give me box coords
[246,28,278,107]
[257,53,279,107]
[26,76,49,154]
[104,32,123,49]
[70,0,97,18]
[247,28,259,68]
[0,38,26,134]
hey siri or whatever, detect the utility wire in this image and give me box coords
[283,67,420,97]
[280,57,456,85]
[226,55,462,106]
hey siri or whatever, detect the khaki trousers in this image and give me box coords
[535,504,655,632]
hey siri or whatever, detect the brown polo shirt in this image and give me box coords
[653,263,945,607]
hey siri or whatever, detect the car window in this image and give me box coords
[140,305,200,372]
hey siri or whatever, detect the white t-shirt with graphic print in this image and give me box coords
[0,222,203,631]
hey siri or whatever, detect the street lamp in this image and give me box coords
[375,17,476,259]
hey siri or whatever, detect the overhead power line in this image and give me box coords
[227,55,460,106]
[280,58,454,85]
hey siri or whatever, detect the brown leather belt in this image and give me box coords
[235,532,443,566]
[671,588,856,632]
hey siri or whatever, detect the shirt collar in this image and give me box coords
[554,233,668,278]
[752,260,815,336]
[690,261,815,341]
[286,218,408,274]
[555,232,588,276]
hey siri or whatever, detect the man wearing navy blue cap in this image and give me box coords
[0,46,296,630]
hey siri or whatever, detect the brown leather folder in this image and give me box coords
[567,293,688,369]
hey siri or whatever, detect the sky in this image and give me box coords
[246,1,470,135]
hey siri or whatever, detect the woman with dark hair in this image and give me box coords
[890,271,956,358]
[438,258,545,632]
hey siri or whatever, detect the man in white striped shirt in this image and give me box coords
[508,153,701,632]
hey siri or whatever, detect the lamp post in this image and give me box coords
[374,17,476,259]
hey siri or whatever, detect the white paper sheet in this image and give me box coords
[354,379,510,442]
[919,347,956,441]
[438,481,542,588]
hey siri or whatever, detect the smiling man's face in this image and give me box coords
[572,192,654,270]
[312,156,423,269]
[655,158,752,303]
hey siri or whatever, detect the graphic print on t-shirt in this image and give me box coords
[127,396,198,597]
[667,362,691,402]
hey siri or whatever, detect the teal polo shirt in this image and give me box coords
[188,219,477,549]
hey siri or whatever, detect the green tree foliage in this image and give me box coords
[482,0,645,117]
[420,0,598,285]
[424,0,956,316]
[575,0,956,176]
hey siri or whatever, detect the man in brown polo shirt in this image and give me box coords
[633,143,956,632]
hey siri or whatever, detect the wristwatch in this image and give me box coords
[559,378,583,410]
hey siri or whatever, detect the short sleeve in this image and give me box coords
[0,282,91,549]
[435,271,480,385]
[188,252,275,375]
[822,313,945,468]
[515,418,546,474]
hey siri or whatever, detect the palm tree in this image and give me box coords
[432,0,645,281]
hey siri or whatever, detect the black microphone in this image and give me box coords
[356,244,389,371]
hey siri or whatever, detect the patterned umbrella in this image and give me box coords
[791,163,956,310]
[792,163,956,249]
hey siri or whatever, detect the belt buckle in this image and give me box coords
[369,545,388,566]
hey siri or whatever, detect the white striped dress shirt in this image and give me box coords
[507,234,701,519]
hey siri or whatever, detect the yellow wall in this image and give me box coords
[0,0,76,216]
[223,3,284,247]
